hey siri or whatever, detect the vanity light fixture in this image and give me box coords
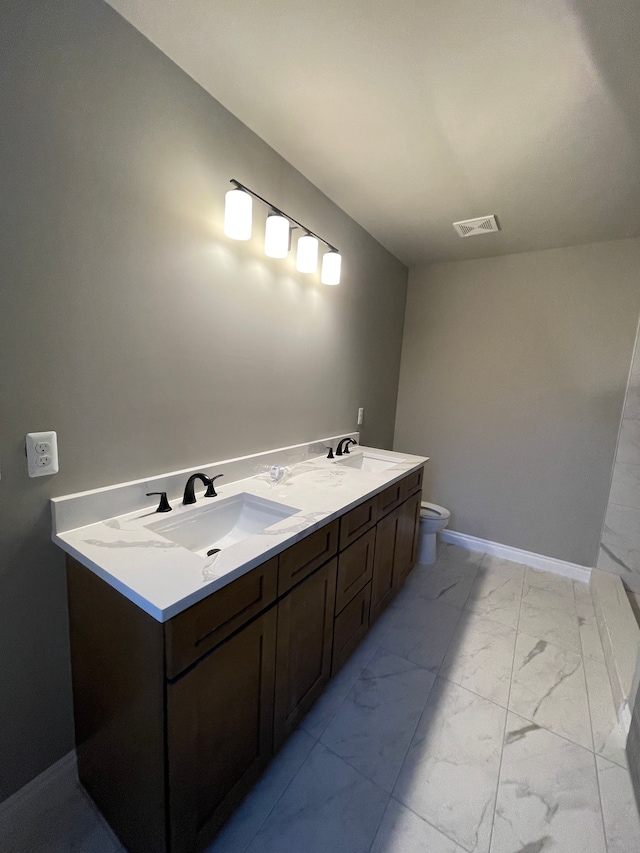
[264,212,290,259]
[321,250,341,285]
[296,233,319,273]
[224,179,342,284]
[223,185,252,240]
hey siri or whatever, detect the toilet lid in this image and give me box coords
[420,501,450,520]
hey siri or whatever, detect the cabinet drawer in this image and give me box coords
[376,480,403,519]
[165,558,278,679]
[339,497,377,550]
[332,582,371,675]
[278,520,339,595]
[401,466,423,500]
[335,528,375,614]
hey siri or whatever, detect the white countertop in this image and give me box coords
[52,440,427,622]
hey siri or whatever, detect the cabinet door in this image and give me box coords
[395,491,422,587]
[335,528,375,614]
[167,608,277,853]
[370,508,401,625]
[332,582,371,675]
[274,559,337,748]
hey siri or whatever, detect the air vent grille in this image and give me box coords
[453,215,499,238]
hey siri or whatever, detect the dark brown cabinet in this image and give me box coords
[333,582,372,673]
[165,556,278,678]
[370,474,423,625]
[278,520,339,595]
[274,559,337,747]
[338,496,377,550]
[66,467,423,853]
[396,491,421,586]
[167,608,277,853]
[370,507,401,625]
[335,527,375,614]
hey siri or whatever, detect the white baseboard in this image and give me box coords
[0,750,76,818]
[440,529,592,584]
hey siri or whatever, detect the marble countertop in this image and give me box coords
[52,440,427,622]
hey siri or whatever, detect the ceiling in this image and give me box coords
[105,0,640,267]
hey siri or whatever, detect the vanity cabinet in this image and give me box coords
[370,506,401,624]
[332,527,375,673]
[274,558,337,747]
[167,608,277,852]
[370,468,423,625]
[396,490,421,586]
[67,466,423,853]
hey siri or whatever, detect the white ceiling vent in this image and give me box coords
[453,215,499,238]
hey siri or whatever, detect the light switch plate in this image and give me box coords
[26,431,59,477]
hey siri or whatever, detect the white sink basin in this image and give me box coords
[337,451,401,473]
[148,493,299,556]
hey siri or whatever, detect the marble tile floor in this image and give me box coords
[3,544,640,853]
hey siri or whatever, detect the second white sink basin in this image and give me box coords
[148,493,299,556]
[338,451,401,473]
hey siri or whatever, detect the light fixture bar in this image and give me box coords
[229,179,340,254]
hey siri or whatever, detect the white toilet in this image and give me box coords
[417,502,451,565]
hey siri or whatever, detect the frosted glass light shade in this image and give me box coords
[296,234,319,273]
[224,188,252,240]
[264,214,290,258]
[321,251,341,285]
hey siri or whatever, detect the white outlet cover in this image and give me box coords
[26,431,59,477]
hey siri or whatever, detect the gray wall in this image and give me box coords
[394,239,640,566]
[0,0,408,801]
[598,318,640,592]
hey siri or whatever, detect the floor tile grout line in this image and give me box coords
[368,657,440,804]
[436,672,512,712]
[574,582,597,756]
[574,586,632,765]
[76,785,123,851]
[244,641,384,853]
[509,633,596,753]
[575,580,612,853]
[231,732,320,853]
[303,640,380,742]
[515,624,585,658]
[593,752,611,853]
[506,705,613,757]
[486,555,525,853]
[320,740,394,798]
[318,649,439,797]
[299,746,394,853]
[385,794,476,853]
[434,590,470,679]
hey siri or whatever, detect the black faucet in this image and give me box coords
[146,492,172,512]
[182,473,224,505]
[335,437,357,456]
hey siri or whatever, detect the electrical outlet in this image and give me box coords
[26,431,59,477]
[357,407,364,425]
